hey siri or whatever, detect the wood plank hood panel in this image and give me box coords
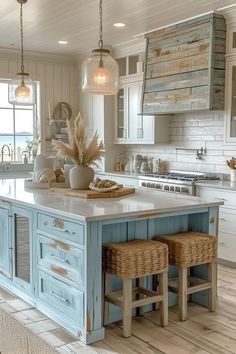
[142,13,226,114]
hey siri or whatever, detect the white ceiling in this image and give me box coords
[0,0,235,56]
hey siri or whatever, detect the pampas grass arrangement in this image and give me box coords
[52,112,104,167]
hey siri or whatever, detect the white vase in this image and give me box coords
[69,165,94,190]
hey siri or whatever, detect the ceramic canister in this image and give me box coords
[231,169,236,182]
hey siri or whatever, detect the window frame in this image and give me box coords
[0,78,40,163]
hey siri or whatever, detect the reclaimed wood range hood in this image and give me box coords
[142,13,226,114]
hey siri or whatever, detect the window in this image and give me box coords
[0,79,40,163]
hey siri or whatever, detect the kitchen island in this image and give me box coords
[0,178,222,344]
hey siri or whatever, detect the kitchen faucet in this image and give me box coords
[196,147,204,160]
[1,144,11,163]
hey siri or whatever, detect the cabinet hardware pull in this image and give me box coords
[51,291,69,303]
[49,226,69,233]
[220,217,226,221]
[50,254,69,264]
[215,197,227,201]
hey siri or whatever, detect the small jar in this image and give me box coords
[231,169,236,181]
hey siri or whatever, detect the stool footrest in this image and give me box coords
[132,295,163,308]
[138,286,159,297]
[167,276,212,295]
[187,282,212,295]
[105,287,162,309]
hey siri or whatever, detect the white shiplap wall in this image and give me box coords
[121,111,236,176]
[0,49,79,155]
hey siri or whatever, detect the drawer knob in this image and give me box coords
[51,291,69,303]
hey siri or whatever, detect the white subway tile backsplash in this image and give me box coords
[122,111,235,176]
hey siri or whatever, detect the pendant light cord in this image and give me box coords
[98,0,103,49]
[20,1,25,75]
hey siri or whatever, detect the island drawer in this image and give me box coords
[38,235,84,286]
[38,270,84,325]
[37,213,84,245]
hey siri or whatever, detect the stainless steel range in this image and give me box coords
[139,171,219,196]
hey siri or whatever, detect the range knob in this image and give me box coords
[141,182,147,187]
[164,185,169,191]
[151,183,155,188]
[170,185,175,192]
[147,182,151,188]
[155,184,161,189]
[181,187,189,194]
[175,186,180,192]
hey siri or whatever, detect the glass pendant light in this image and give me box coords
[81,0,119,95]
[8,0,36,105]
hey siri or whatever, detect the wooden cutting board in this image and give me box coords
[50,187,135,199]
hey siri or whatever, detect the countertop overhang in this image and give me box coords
[0,179,223,222]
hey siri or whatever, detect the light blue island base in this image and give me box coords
[85,206,218,344]
[0,180,220,345]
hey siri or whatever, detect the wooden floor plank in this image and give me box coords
[1,264,236,354]
[104,325,163,354]
[121,316,197,354]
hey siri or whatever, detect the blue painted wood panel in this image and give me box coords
[0,207,11,278]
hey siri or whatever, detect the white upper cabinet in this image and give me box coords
[114,74,169,144]
[225,59,236,143]
[224,9,236,144]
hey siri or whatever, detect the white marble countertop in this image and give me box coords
[195,180,236,191]
[96,171,140,179]
[0,178,223,222]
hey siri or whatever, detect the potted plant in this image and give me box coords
[25,134,41,161]
[52,112,104,189]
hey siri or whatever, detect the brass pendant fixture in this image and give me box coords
[8,0,36,105]
[81,0,119,95]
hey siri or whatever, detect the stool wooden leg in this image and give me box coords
[136,277,144,316]
[123,278,132,337]
[178,267,188,321]
[159,271,168,327]
[208,261,217,312]
[103,272,111,325]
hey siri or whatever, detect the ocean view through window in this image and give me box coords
[0,80,40,163]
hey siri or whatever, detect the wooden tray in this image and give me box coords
[50,187,135,199]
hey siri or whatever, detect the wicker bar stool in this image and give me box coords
[153,232,217,321]
[102,240,168,337]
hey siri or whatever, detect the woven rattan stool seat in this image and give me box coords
[155,232,217,268]
[103,239,169,337]
[153,232,217,321]
[103,240,168,279]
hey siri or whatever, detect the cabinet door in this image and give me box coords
[115,80,141,143]
[225,61,236,142]
[228,27,236,55]
[12,206,33,293]
[127,82,140,142]
[0,207,11,278]
[116,87,127,139]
